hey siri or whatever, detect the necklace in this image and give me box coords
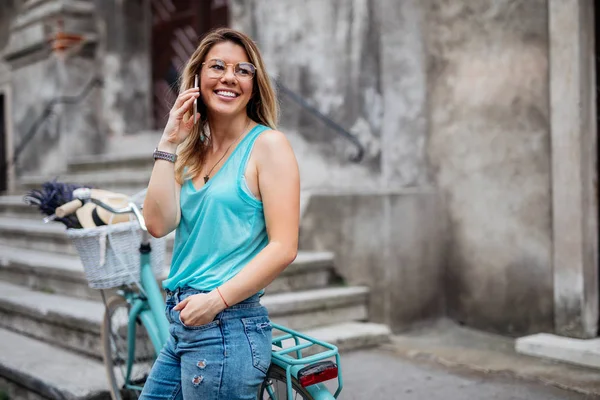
[203,121,251,183]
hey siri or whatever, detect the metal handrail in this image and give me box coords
[8,77,103,169]
[275,79,365,162]
[9,76,364,169]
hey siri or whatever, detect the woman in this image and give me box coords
[141,28,300,399]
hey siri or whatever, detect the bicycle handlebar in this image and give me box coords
[71,188,148,231]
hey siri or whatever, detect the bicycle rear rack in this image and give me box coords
[270,323,343,398]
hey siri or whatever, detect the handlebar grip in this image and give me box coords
[55,199,83,218]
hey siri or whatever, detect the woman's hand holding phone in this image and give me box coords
[159,83,200,150]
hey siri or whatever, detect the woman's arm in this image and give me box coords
[143,140,182,238]
[218,129,300,303]
[143,87,199,237]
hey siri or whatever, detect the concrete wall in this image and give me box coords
[549,0,598,338]
[233,0,556,336]
[0,1,17,192]
[230,0,430,191]
[231,1,445,331]
[0,0,155,178]
[426,0,554,335]
[0,1,17,85]
[299,190,446,332]
[3,0,104,176]
[94,0,153,137]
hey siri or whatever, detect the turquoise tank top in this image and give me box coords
[163,124,270,291]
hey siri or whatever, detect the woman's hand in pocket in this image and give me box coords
[174,291,226,327]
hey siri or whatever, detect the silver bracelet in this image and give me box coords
[153,148,177,163]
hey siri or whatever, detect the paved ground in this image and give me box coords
[325,319,600,399]
[331,348,591,399]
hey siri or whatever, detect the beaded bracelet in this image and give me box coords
[153,148,177,163]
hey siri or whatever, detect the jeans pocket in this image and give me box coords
[177,311,220,331]
[242,316,272,374]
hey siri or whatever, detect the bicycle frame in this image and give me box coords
[117,231,169,392]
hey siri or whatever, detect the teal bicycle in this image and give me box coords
[64,188,343,400]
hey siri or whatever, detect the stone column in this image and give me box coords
[550,0,598,338]
[3,0,103,177]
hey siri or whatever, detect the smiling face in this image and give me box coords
[200,41,254,119]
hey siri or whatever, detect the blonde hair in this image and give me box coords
[174,28,279,184]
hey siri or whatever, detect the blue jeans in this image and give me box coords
[140,287,272,399]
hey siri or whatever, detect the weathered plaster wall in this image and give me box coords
[230,0,429,191]
[426,0,553,335]
[95,0,153,137]
[0,1,17,85]
[0,1,17,192]
[0,0,153,178]
[3,0,104,176]
[299,190,446,332]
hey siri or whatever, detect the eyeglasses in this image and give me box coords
[201,59,257,80]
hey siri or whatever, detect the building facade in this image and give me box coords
[0,0,597,339]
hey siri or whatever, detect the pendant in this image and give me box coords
[204,176,210,183]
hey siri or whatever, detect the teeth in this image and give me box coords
[216,91,236,98]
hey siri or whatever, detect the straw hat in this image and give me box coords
[75,189,132,229]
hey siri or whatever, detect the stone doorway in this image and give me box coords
[150,0,229,129]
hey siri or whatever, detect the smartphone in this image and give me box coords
[193,74,199,123]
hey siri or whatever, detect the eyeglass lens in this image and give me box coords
[205,59,256,79]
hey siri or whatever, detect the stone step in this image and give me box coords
[0,280,369,359]
[0,216,166,256]
[18,170,150,193]
[268,251,335,294]
[0,195,41,219]
[0,320,389,400]
[0,215,322,289]
[0,244,148,301]
[67,153,153,174]
[0,216,73,255]
[516,333,600,370]
[274,321,391,357]
[0,328,109,400]
[0,244,335,300]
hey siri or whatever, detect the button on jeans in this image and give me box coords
[139,287,272,399]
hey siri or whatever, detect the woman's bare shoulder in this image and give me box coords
[255,128,292,151]
[255,129,288,146]
[253,129,296,167]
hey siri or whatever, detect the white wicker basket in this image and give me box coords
[67,221,166,289]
